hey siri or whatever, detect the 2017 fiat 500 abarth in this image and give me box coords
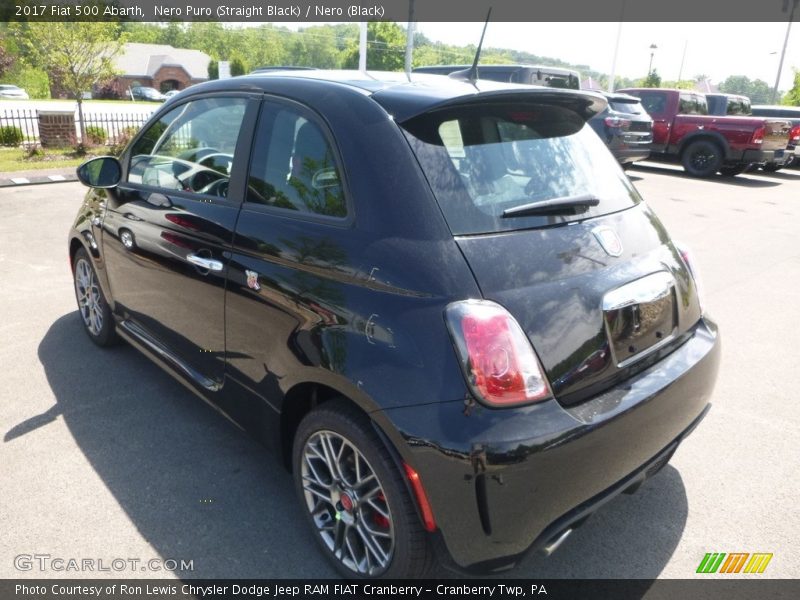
[69,71,720,578]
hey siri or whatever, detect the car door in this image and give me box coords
[222,96,356,435]
[102,93,259,394]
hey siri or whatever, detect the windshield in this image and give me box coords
[401,102,641,235]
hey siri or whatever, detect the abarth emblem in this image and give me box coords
[245,270,261,291]
[593,226,623,257]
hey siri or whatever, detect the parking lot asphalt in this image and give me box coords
[1,164,798,580]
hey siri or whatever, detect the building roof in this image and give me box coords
[115,43,211,81]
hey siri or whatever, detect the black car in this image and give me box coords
[413,64,581,89]
[129,86,166,102]
[588,92,653,166]
[70,70,720,578]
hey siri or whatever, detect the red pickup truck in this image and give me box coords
[618,88,791,177]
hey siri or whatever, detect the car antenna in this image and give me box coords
[448,7,492,85]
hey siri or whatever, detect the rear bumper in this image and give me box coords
[380,317,720,572]
[605,134,652,165]
[737,148,790,166]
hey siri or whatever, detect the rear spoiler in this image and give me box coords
[372,84,607,123]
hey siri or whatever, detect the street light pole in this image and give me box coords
[648,43,658,76]
[772,0,798,103]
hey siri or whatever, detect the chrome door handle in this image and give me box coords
[187,253,223,272]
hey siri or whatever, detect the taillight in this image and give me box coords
[604,116,631,129]
[751,126,765,145]
[445,300,552,407]
[789,124,800,144]
[674,242,704,313]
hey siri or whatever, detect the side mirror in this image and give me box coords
[76,156,122,189]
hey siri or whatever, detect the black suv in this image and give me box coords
[588,92,653,166]
[71,71,720,578]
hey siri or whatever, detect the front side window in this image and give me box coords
[128,97,248,198]
[246,103,346,218]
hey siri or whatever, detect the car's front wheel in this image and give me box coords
[292,400,433,578]
[73,247,117,346]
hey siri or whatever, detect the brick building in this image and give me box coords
[105,43,211,98]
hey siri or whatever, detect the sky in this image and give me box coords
[413,22,798,91]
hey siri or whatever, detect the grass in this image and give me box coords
[0,146,95,173]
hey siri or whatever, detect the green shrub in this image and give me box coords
[85,125,107,145]
[0,67,50,99]
[109,126,139,156]
[0,125,24,146]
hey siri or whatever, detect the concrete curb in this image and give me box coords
[0,171,78,188]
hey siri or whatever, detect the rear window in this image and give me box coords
[609,100,646,115]
[401,103,642,235]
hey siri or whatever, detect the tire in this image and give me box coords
[719,165,749,177]
[762,163,782,172]
[681,140,723,177]
[292,399,434,578]
[72,247,118,346]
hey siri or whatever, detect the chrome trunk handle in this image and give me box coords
[602,271,674,311]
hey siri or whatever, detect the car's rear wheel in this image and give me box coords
[292,400,433,578]
[73,247,117,346]
[681,140,723,177]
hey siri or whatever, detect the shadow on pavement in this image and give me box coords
[33,312,337,578]
[511,465,687,578]
[629,163,782,188]
[32,313,688,580]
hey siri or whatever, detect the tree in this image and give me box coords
[342,22,406,71]
[641,69,662,88]
[718,75,772,104]
[208,60,219,80]
[781,69,800,106]
[11,22,124,145]
[0,39,15,78]
[229,56,246,77]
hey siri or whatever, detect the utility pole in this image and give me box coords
[677,40,688,83]
[405,0,416,77]
[359,22,368,72]
[772,0,798,103]
[608,0,627,93]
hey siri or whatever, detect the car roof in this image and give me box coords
[194,69,606,122]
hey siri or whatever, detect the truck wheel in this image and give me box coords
[719,165,749,177]
[681,140,723,178]
[762,163,782,172]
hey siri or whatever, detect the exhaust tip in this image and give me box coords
[541,528,573,556]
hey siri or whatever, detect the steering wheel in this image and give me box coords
[197,178,229,198]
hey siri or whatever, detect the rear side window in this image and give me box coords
[246,102,346,218]
[726,98,751,115]
[402,102,641,235]
[678,94,708,115]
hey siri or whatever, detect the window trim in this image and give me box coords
[239,93,355,228]
[119,91,261,209]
